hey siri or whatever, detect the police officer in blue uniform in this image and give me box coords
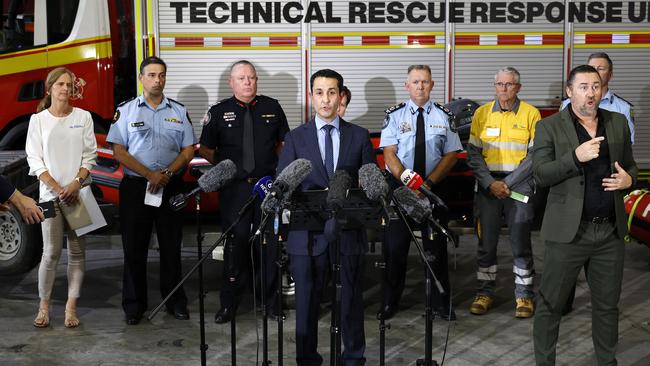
[561,52,634,143]
[107,56,196,325]
[378,65,463,321]
[198,60,290,324]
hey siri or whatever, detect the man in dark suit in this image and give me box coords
[532,65,637,366]
[0,176,44,224]
[277,69,375,366]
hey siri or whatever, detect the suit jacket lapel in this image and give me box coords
[558,108,580,151]
[602,110,620,164]
[337,119,351,170]
[306,119,329,184]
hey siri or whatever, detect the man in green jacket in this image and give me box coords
[532,64,637,366]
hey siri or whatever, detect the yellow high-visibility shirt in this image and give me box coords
[468,99,541,172]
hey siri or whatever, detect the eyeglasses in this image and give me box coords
[494,82,519,89]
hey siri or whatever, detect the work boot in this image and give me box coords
[515,297,535,318]
[469,295,493,315]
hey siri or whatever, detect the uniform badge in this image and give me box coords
[224,111,236,122]
[164,117,181,123]
[201,112,211,126]
[131,121,145,127]
[399,121,412,134]
[383,114,390,129]
[112,110,120,123]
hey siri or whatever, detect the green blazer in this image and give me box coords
[533,108,638,243]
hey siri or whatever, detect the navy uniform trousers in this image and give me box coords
[218,178,279,312]
[120,175,187,318]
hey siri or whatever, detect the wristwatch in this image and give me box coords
[161,168,174,177]
[74,176,85,185]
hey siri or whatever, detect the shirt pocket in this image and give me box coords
[427,127,447,154]
[127,123,152,150]
[508,127,530,144]
[479,125,500,142]
[162,122,185,151]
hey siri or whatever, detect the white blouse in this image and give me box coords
[25,107,97,202]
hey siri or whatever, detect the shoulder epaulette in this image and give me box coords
[167,97,185,107]
[434,102,455,118]
[613,93,634,107]
[117,97,136,108]
[384,102,406,115]
[208,98,229,109]
[257,94,278,103]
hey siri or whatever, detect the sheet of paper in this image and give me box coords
[144,183,163,207]
[75,186,108,236]
[509,190,529,203]
[486,127,500,137]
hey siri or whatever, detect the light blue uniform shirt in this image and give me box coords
[314,115,340,171]
[561,90,634,143]
[107,95,197,176]
[380,99,462,175]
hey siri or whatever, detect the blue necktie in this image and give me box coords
[323,124,335,179]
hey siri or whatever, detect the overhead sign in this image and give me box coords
[169,1,650,24]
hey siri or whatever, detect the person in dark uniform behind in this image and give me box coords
[378,64,462,321]
[107,56,197,325]
[199,60,290,324]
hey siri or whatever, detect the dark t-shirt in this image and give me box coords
[568,106,615,218]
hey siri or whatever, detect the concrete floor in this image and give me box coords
[1,225,650,366]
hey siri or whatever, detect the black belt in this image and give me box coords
[582,216,615,224]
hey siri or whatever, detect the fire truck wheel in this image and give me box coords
[0,208,42,275]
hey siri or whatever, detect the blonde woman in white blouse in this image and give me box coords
[25,67,97,328]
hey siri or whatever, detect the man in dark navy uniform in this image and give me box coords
[199,60,290,323]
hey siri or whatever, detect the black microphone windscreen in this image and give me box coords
[261,159,312,214]
[326,170,352,210]
[260,181,288,213]
[197,159,237,192]
[393,186,432,223]
[358,163,389,201]
[275,158,313,194]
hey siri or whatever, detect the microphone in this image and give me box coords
[261,158,313,214]
[400,169,448,211]
[358,163,391,220]
[326,170,353,212]
[393,186,451,237]
[324,170,352,243]
[169,159,237,211]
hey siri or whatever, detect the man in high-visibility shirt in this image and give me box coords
[467,66,541,318]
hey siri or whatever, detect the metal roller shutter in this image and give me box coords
[310,1,446,132]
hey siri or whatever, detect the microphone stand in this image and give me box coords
[375,215,390,366]
[329,214,344,366]
[252,211,275,366]
[148,194,258,366]
[390,198,442,366]
[195,193,208,366]
[275,225,286,366]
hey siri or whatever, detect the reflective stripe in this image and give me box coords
[515,276,534,285]
[468,135,483,148]
[486,163,520,171]
[477,272,497,281]
[513,265,533,276]
[478,265,497,273]
[477,265,497,280]
[483,140,529,151]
